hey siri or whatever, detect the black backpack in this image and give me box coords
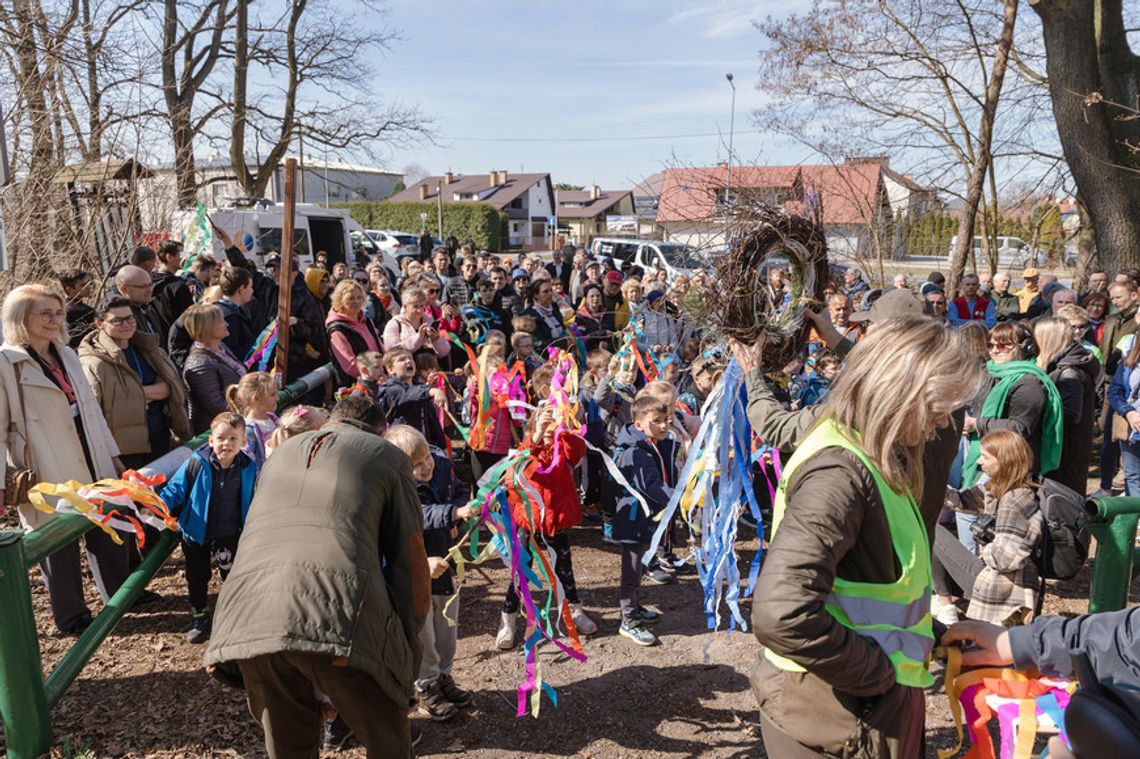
[1035,476,1091,581]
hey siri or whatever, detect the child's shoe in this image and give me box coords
[569,603,598,635]
[633,606,661,625]
[417,679,459,721]
[645,567,675,585]
[619,621,659,647]
[438,673,473,707]
[185,608,211,644]
[495,611,518,650]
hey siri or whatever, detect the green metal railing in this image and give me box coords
[1084,496,1140,613]
[0,364,331,759]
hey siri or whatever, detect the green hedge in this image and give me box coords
[334,201,506,251]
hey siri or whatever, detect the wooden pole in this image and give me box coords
[274,158,297,383]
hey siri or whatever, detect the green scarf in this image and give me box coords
[961,359,1064,487]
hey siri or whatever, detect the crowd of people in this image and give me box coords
[3,238,1137,758]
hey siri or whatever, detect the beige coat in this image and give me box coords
[77,329,191,455]
[0,342,120,530]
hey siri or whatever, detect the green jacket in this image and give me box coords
[205,420,426,705]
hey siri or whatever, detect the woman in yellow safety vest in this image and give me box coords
[750,317,985,758]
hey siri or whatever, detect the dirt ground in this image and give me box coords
[2,510,1136,759]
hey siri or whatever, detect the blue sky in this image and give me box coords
[375,1,813,190]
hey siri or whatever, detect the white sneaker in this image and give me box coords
[495,611,518,650]
[569,604,598,636]
[931,596,960,626]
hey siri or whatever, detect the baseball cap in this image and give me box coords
[511,267,529,280]
[646,290,665,304]
[1022,267,1040,278]
[849,288,924,323]
[605,271,624,285]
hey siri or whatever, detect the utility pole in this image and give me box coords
[725,73,736,207]
[436,181,443,240]
[274,158,297,383]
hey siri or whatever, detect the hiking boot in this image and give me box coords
[495,611,518,650]
[633,606,661,625]
[569,604,598,635]
[322,715,355,752]
[619,621,659,647]
[417,679,459,721]
[645,567,675,585]
[438,673,473,707]
[185,609,211,644]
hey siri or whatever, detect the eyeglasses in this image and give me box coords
[105,315,136,326]
[426,288,440,294]
[34,310,66,322]
[987,342,1014,351]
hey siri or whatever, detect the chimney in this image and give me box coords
[418,184,428,200]
[443,171,453,185]
[498,170,508,185]
[589,185,601,200]
[489,170,498,187]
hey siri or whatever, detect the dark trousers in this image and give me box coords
[239,652,411,759]
[182,534,240,610]
[1101,407,1121,491]
[40,527,131,632]
[931,524,984,598]
[618,542,649,624]
[503,530,579,613]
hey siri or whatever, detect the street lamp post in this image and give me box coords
[725,73,736,208]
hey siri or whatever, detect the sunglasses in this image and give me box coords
[987,342,1014,351]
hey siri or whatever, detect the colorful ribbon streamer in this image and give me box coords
[28,470,177,547]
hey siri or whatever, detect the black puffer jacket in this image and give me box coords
[1046,341,1102,493]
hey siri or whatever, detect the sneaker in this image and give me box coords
[411,723,423,747]
[619,622,659,647]
[438,673,473,707]
[322,715,355,752]
[659,551,689,570]
[417,679,459,721]
[569,604,598,636]
[645,568,675,585]
[1089,488,1112,500]
[633,607,661,625]
[495,611,518,650]
[185,609,211,644]
[931,596,960,626]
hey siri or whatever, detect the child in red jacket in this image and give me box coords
[496,402,598,648]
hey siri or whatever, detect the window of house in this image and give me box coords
[509,198,523,210]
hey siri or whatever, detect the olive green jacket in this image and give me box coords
[205,420,426,705]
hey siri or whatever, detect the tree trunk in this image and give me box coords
[1074,194,1097,291]
[1030,0,1140,274]
[229,0,251,195]
[947,0,1019,296]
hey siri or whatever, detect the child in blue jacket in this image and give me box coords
[614,393,681,647]
[163,411,259,644]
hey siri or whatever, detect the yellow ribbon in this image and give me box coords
[27,474,176,547]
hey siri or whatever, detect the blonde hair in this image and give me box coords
[979,429,1033,502]
[816,316,984,495]
[1034,317,1074,371]
[201,285,223,304]
[3,284,68,347]
[183,303,224,342]
[384,424,429,460]
[1055,304,1088,323]
[329,280,366,314]
[267,405,327,449]
[642,380,679,406]
[226,371,277,415]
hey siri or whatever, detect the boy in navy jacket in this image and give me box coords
[163,411,259,644]
[384,425,478,723]
[614,393,681,647]
[376,347,447,448]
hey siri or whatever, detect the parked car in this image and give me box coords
[588,237,704,280]
[947,235,1042,270]
[367,230,444,260]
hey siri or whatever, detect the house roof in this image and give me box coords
[656,161,913,226]
[386,172,551,210]
[53,159,154,184]
[555,189,633,219]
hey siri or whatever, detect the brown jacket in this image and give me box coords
[77,329,191,456]
[1101,303,1138,374]
[205,421,427,706]
[750,446,925,757]
[0,342,120,530]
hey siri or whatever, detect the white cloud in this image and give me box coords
[668,1,765,39]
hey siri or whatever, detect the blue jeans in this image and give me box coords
[1120,440,1140,497]
[956,513,980,554]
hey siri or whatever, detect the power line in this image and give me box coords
[439,130,759,144]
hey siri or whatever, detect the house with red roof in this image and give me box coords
[555,186,635,245]
[386,170,556,249]
[655,157,938,258]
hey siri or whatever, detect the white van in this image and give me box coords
[181,201,397,273]
[589,237,704,280]
[947,235,1039,269]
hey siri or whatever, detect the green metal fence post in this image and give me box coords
[1085,496,1140,613]
[0,531,52,759]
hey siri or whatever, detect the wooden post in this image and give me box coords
[274,158,297,383]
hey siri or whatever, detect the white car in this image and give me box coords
[367,229,443,259]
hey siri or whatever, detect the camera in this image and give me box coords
[969,513,997,546]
